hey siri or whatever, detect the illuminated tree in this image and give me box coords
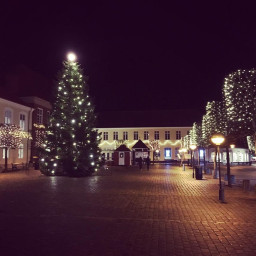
[0,124,23,170]
[40,53,101,176]
[181,134,190,150]
[223,69,256,148]
[190,122,203,147]
[149,140,160,163]
[201,101,227,144]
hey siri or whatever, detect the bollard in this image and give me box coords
[183,164,185,171]
[243,179,250,191]
[219,181,225,203]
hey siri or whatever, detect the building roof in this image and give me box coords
[97,109,201,128]
[132,139,149,149]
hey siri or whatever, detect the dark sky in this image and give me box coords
[2,1,256,113]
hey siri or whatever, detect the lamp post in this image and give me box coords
[190,144,197,178]
[211,134,225,202]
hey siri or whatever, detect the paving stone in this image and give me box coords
[0,165,256,255]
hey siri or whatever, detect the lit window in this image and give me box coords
[103,132,108,140]
[134,131,138,140]
[2,148,9,159]
[123,131,128,140]
[144,131,149,140]
[37,108,43,124]
[113,132,118,140]
[154,131,159,140]
[20,114,25,130]
[164,148,172,159]
[18,144,24,159]
[176,131,181,140]
[165,131,170,140]
[4,110,12,124]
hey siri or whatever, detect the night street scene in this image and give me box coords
[1,1,256,255]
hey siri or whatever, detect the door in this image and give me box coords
[119,152,125,165]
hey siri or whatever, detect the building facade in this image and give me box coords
[0,97,33,168]
[19,97,52,162]
[98,127,191,162]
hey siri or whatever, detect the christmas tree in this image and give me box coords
[40,53,101,176]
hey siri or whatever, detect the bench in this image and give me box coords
[12,163,25,171]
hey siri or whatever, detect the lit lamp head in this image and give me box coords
[67,52,77,62]
[211,134,225,146]
[230,144,235,149]
[190,144,197,151]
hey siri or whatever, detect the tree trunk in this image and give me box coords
[226,146,231,187]
[4,147,8,171]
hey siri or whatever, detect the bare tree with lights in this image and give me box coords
[0,124,23,171]
[149,140,160,164]
[40,53,101,176]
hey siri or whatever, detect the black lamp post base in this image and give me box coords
[219,188,225,203]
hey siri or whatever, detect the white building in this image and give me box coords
[0,97,33,169]
[96,110,199,163]
[98,126,191,162]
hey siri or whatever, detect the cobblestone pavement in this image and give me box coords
[0,165,256,256]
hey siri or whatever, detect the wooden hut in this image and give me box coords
[132,139,150,165]
[113,144,131,166]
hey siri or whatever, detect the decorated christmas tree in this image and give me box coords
[40,53,101,176]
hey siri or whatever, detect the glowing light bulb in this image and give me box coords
[67,52,77,62]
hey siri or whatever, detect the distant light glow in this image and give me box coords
[67,52,77,62]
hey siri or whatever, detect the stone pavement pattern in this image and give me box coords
[0,166,256,256]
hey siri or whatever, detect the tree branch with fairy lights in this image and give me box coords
[0,124,27,170]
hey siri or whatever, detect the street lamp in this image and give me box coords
[190,144,197,178]
[211,134,225,202]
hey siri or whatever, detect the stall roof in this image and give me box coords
[132,139,149,149]
[115,144,131,152]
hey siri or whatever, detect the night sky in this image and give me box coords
[2,1,256,113]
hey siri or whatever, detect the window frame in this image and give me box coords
[4,109,12,124]
[144,131,149,140]
[18,144,24,159]
[165,131,170,140]
[176,131,181,140]
[154,131,159,140]
[113,131,118,140]
[123,131,128,140]
[103,132,108,140]
[37,108,43,124]
[19,113,26,130]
